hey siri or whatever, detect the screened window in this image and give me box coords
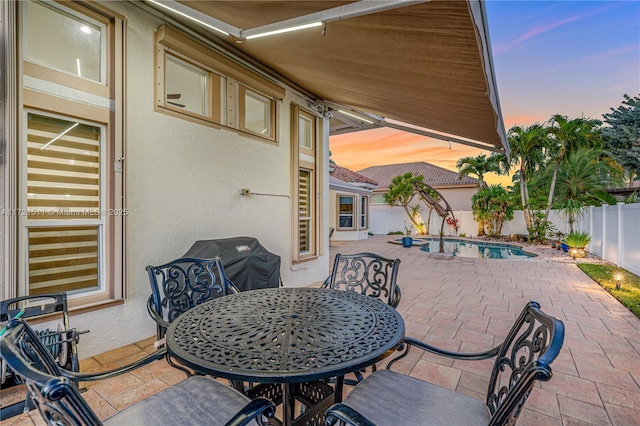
[26,114,101,219]
[338,196,355,230]
[299,170,313,254]
[165,55,209,116]
[24,0,106,83]
[155,25,283,142]
[360,197,369,229]
[292,104,320,261]
[239,86,274,138]
[24,112,105,296]
[299,114,313,150]
[28,226,99,295]
[11,0,125,307]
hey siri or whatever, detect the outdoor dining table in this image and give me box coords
[165,287,405,426]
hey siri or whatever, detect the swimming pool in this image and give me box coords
[397,238,536,259]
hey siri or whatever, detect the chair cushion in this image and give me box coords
[342,369,491,426]
[103,376,256,426]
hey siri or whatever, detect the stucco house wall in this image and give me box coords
[14,2,330,358]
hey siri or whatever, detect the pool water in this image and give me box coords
[411,238,536,259]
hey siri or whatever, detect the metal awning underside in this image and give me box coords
[147,0,508,154]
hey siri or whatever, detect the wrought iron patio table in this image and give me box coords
[165,287,405,426]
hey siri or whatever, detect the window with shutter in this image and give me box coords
[4,0,125,307]
[25,113,104,295]
[291,105,321,261]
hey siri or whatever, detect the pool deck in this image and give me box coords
[2,235,639,425]
[329,235,640,425]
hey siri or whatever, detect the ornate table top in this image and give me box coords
[166,287,405,383]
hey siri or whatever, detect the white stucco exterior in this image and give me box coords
[10,2,331,359]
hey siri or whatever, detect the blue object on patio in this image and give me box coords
[401,237,412,247]
[561,242,569,252]
[0,318,275,426]
[322,253,401,308]
[325,301,565,426]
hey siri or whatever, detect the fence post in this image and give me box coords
[617,202,624,267]
[601,204,606,261]
[589,206,593,252]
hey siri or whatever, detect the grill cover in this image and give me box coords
[183,237,281,291]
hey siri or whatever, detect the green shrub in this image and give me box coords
[459,232,467,237]
[563,231,591,248]
[387,231,404,235]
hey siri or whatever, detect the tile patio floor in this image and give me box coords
[2,235,640,425]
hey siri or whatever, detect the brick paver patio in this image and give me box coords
[331,236,640,425]
[2,235,639,425]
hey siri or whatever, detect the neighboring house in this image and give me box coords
[1,0,508,357]
[358,162,479,235]
[329,164,377,241]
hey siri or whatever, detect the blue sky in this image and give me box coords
[486,0,640,127]
[331,1,640,182]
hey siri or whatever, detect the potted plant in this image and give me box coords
[563,231,591,258]
[402,222,413,247]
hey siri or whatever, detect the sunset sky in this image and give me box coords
[329,1,640,186]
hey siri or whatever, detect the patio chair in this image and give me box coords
[325,301,565,426]
[0,318,275,426]
[322,253,401,308]
[321,253,401,385]
[0,293,82,419]
[146,257,239,341]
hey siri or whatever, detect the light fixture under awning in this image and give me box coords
[151,0,509,155]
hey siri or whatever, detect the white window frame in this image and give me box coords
[360,196,369,230]
[337,195,356,231]
[5,0,126,308]
[291,104,321,262]
[155,25,283,143]
[20,110,107,297]
[23,0,108,85]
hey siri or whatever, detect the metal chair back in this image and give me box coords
[146,257,238,339]
[323,253,401,307]
[1,319,102,425]
[486,301,565,425]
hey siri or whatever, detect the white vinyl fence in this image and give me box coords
[581,203,640,276]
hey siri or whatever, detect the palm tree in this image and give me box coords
[456,153,503,188]
[545,115,602,221]
[456,153,504,236]
[554,148,621,232]
[507,124,549,229]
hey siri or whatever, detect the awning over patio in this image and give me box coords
[146,0,508,155]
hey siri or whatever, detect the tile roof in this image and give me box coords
[357,162,478,190]
[330,164,378,186]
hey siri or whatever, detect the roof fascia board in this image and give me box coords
[467,0,509,158]
[242,1,430,39]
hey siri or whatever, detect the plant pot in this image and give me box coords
[569,247,587,258]
[560,242,569,253]
[401,237,413,248]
